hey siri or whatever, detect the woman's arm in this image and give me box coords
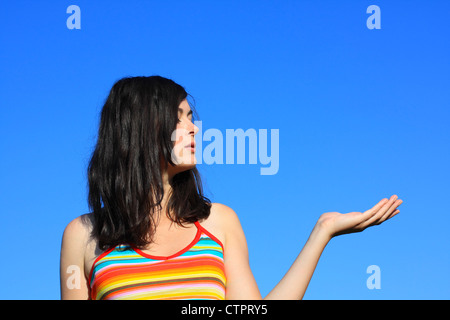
[222,195,403,300]
[263,222,329,300]
[60,216,91,300]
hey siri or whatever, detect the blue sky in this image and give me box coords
[0,0,449,299]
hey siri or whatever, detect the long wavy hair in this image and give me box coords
[87,75,211,250]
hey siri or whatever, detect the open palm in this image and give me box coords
[319,195,403,238]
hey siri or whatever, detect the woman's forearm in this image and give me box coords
[263,196,401,300]
[264,222,331,300]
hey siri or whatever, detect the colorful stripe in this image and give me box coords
[89,222,226,300]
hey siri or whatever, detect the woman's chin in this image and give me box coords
[168,158,197,175]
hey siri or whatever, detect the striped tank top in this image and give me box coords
[89,221,226,300]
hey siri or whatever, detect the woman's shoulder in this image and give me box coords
[62,214,93,243]
[63,213,93,242]
[61,213,102,276]
[209,202,240,222]
[198,203,242,248]
[61,213,97,260]
[203,202,240,225]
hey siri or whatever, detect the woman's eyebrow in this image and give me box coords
[178,108,193,117]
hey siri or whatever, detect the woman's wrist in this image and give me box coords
[312,217,334,244]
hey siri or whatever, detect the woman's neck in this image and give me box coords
[153,168,175,226]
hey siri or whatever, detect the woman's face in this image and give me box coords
[169,99,199,171]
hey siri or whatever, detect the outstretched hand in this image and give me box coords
[318,195,403,238]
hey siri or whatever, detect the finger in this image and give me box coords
[380,197,402,222]
[352,197,388,230]
[359,195,398,229]
[389,209,400,219]
[376,199,403,225]
[383,204,402,222]
[362,198,389,218]
[393,209,400,218]
[379,209,400,224]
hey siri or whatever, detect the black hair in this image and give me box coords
[87,75,210,250]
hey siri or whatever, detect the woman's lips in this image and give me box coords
[184,142,196,152]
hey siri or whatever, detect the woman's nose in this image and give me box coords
[192,123,199,136]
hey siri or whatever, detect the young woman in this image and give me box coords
[60,75,403,300]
